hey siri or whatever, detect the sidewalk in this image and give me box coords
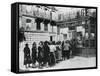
[19,56,96,71]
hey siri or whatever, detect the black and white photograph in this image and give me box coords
[17,3,97,72]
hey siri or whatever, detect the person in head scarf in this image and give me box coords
[63,40,70,60]
[38,41,44,69]
[43,41,50,67]
[49,41,56,66]
[31,42,37,68]
[23,43,32,68]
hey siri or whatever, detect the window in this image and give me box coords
[44,23,48,31]
[50,36,53,41]
[63,34,67,40]
[36,22,41,30]
[69,26,75,30]
[26,19,31,23]
[57,25,60,35]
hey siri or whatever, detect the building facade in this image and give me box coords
[57,18,86,41]
[19,5,60,45]
[57,8,96,47]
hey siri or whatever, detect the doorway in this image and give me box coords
[50,36,53,41]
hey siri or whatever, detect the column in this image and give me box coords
[31,18,36,31]
[48,23,51,32]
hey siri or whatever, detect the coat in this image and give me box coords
[43,45,50,63]
[38,46,44,63]
[23,47,31,65]
[32,47,37,64]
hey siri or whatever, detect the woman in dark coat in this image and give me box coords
[31,42,37,68]
[43,41,50,67]
[23,43,31,68]
[61,41,65,60]
[71,39,77,57]
[38,41,44,69]
[56,41,62,62]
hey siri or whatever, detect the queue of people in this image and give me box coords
[23,40,77,69]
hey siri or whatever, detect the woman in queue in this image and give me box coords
[49,41,56,66]
[23,43,32,68]
[31,42,37,68]
[37,41,44,69]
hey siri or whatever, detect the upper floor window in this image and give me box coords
[26,19,31,23]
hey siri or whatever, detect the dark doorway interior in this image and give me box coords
[50,36,53,41]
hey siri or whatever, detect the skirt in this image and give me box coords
[49,52,56,66]
[24,56,32,65]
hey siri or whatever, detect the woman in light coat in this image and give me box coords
[49,41,56,66]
